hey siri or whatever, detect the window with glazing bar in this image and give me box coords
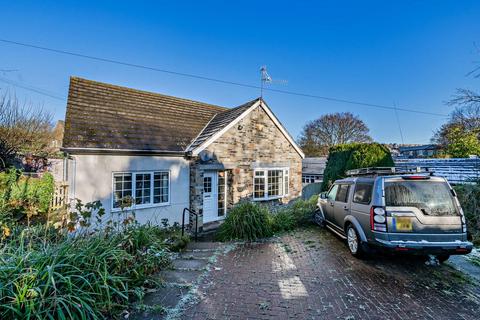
[253,168,289,200]
[113,171,169,209]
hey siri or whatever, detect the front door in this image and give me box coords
[203,172,218,223]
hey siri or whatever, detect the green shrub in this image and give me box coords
[217,196,320,239]
[271,208,297,232]
[272,195,319,232]
[216,202,273,241]
[454,184,480,245]
[322,143,394,190]
[0,169,55,225]
[0,223,172,319]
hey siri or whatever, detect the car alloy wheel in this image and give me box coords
[347,227,358,254]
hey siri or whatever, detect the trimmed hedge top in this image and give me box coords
[321,143,394,191]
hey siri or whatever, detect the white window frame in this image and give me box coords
[111,170,170,211]
[302,174,322,184]
[217,171,228,217]
[253,167,289,201]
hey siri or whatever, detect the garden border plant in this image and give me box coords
[0,197,189,319]
[216,195,319,242]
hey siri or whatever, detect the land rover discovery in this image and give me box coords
[316,167,473,262]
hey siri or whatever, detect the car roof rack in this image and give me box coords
[345,166,434,177]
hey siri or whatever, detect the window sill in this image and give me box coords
[252,195,286,202]
[112,202,170,212]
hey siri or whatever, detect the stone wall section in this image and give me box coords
[189,106,303,230]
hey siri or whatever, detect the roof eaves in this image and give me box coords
[61,147,186,157]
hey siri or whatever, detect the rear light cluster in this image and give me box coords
[370,206,387,232]
[461,209,467,233]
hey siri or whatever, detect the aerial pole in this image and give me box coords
[260,66,287,98]
[260,66,271,98]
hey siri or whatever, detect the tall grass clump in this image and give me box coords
[0,199,186,319]
[0,224,173,319]
[216,202,273,241]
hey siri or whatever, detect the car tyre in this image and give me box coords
[314,208,326,227]
[346,224,365,258]
[436,254,450,263]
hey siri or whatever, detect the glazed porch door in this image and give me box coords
[203,172,218,223]
[202,171,227,223]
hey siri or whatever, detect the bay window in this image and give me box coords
[113,171,169,209]
[253,168,289,200]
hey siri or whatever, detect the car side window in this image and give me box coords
[327,185,339,201]
[335,184,350,203]
[353,183,373,204]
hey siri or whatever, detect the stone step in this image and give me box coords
[172,258,209,270]
[185,241,221,250]
[160,269,203,285]
[178,250,215,260]
[131,286,189,319]
[202,220,223,232]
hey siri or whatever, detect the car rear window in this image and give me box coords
[384,180,459,216]
[353,183,373,204]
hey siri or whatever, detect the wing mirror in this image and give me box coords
[320,192,327,199]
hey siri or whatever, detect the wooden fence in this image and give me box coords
[395,158,480,184]
[51,181,69,210]
[302,182,323,199]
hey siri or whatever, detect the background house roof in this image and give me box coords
[302,157,327,175]
[63,77,227,152]
[398,144,439,152]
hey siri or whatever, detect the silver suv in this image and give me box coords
[316,167,473,262]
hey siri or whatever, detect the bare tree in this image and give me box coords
[0,93,53,169]
[298,112,373,156]
[434,89,480,144]
[466,42,480,78]
[448,89,480,128]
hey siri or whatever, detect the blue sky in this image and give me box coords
[1,1,479,144]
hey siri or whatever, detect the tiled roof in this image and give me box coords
[186,98,260,152]
[63,77,229,152]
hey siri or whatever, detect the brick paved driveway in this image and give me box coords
[183,227,480,320]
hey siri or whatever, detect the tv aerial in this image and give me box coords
[260,66,287,98]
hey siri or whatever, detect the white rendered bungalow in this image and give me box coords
[62,77,304,231]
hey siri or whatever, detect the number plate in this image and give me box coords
[394,217,413,232]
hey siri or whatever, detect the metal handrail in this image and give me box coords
[182,207,198,241]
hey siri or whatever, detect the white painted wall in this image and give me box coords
[67,154,190,226]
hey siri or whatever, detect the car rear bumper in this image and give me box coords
[373,237,473,255]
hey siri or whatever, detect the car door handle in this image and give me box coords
[343,206,349,211]
[329,202,334,207]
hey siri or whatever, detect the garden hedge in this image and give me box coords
[321,143,394,191]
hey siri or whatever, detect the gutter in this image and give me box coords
[60,147,186,157]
